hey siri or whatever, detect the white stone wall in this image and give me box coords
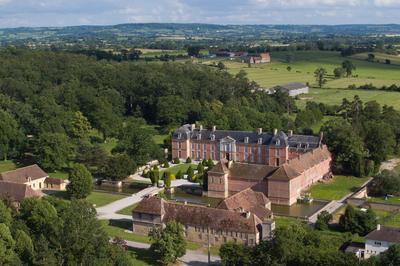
[365,239,392,259]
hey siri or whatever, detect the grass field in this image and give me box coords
[48,169,70,180]
[86,191,127,207]
[368,196,400,205]
[374,209,400,228]
[0,160,17,172]
[224,51,400,89]
[350,52,400,66]
[296,88,400,110]
[307,175,370,200]
[117,203,138,216]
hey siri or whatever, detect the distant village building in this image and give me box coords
[132,188,274,246]
[242,53,271,64]
[0,165,66,202]
[269,82,309,97]
[172,125,332,205]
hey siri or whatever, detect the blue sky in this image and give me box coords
[0,0,399,28]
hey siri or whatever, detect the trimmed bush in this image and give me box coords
[173,158,180,164]
[186,157,192,163]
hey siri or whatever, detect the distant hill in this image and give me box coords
[1,23,400,47]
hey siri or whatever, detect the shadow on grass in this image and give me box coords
[128,246,157,265]
[109,219,132,230]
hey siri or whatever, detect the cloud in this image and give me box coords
[374,0,400,6]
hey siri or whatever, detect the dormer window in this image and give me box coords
[275,139,280,146]
[197,134,201,140]
[244,137,249,144]
[258,138,262,144]
[178,133,182,139]
[211,134,215,141]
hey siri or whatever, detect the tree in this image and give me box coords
[186,157,192,163]
[149,221,186,265]
[314,67,327,88]
[187,46,201,57]
[220,242,251,266]
[333,67,345,78]
[286,66,292,72]
[67,111,92,140]
[339,205,377,236]
[175,170,183,179]
[342,60,356,77]
[0,223,17,265]
[113,122,161,166]
[197,163,204,174]
[217,61,226,70]
[207,159,214,168]
[67,164,93,199]
[315,211,332,230]
[369,170,400,197]
[364,121,396,165]
[164,171,173,188]
[34,132,73,171]
[104,154,137,181]
[187,166,194,181]
[149,169,160,186]
[14,229,34,264]
[367,53,375,62]
[375,243,400,265]
[0,109,23,161]
[0,201,12,227]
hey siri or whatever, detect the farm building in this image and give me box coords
[270,82,309,97]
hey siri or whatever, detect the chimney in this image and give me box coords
[288,130,293,137]
[199,125,203,131]
[191,124,196,131]
[212,125,216,132]
[320,131,324,140]
[377,224,381,231]
[245,211,251,219]
[273,128,278,136]
[257,128,263,135]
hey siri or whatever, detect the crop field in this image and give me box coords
[224,51,400,89]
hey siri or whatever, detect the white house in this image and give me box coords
[364,224,400,259]
[270,82,309,97]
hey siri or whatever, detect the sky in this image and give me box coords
[0,0,400,28]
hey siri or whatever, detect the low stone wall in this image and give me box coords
[347,198,400,212]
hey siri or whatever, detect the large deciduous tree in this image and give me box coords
[314,67,327,88]
[0,109,23,161]
[103,154,137,181]
[67,164,93,199]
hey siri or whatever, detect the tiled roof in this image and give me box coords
[0,181,43,202]
[133,196,260,234]
[172,124,321,149]
[268,145,331,181]
[366,226,400,243]
[0,165,48,184]
[209,160,277,180]
[218,188,273,221]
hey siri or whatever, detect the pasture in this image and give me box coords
[223,51,400,89]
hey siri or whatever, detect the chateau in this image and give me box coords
[172,125,332,205]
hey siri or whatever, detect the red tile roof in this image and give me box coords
[218,188,273,221]
[0,164,48,184]
[133,196,261,234]
[0,181,43,202]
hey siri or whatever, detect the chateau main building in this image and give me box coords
[172,125,332,205]
[172,124,323,166]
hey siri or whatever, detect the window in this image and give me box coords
[197,143,201,149]
[374,241,382,246]
[197,151,200,159]
[192,151,195,158]
[211,152,214,160]
[178,142,182,149]
[203,144,207,150]
[192,143,195,150]
[178,133,182,139]
[204,151,207,158]
[178,151,181,158]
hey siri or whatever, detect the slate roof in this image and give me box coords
[172,124,321,149]
[366,226,400,243]
[218,188,273,221]
[268,145,331,181]
[0,165,48,184]
[0,181,43,202]
[133,196,261,234]
[210,160,277,180]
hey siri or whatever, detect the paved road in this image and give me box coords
[96,179,199,220]
[125,240,220,265]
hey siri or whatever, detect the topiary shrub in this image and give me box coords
[176,170,183,179]
[186,157,192,163]
[173,158,180,164]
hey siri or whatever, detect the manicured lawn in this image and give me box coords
[368,196,400,205]
[48,169,70,180]
[274,216,305,228]
[307,175,370,200]
[159,163,198,178]
[128,247,156,266]
[117,203,138,216]
[0,160,17,172]
[374,209,400,228]
[86,191,127,207]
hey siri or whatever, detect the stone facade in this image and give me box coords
[132,193,274,247]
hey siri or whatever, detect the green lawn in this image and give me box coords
[159,163,198,178]
[224,51,400,89]
[274,216,305,228]
[296,88,400,110]
[117,203,138,216]
[368,196,400,205]
[48,169,70,180]
[374,209,400,228]
[86,191,127,207]
[0,160,17,172]
[307,175,370,200]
